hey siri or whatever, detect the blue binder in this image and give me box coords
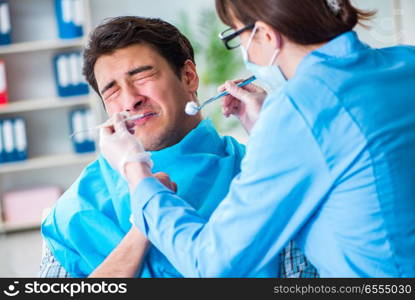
[0,118,28,163]
[69,109,96,154]
[13,118,28,161]
[1,118,14,162]
[0,120,4,163]
[55,0,83,39]
[0,0,11,45]
[53,51,89,97]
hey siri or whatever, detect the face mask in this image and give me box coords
[240,26,287,92]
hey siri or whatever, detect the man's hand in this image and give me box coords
[154,172,177,192]
[89,225,149,278]
[99,112,153,178]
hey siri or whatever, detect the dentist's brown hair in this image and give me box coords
[216,0,375,45]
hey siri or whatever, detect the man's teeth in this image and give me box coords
[133,112,157,121]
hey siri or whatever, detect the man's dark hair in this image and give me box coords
[83,16,195,95]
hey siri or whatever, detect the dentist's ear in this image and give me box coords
[255,21,283,50]
[181,59,199,94]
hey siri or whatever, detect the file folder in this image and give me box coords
[0,118,28,163]
[53,52,89,97]
[3,186,62,226]
[2,118,14,162]
[0,0,11,45]
[55,0,83,39]
[0,120,4,163]
[13,118,27,161]
[0,59,7,105]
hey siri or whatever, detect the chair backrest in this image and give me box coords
[40,207,51,258]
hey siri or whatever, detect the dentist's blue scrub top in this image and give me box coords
[131,31,415,277]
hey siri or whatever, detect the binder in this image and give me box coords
[0,0,11,45]
[2,118,14,162]
[13,118,27,161]
[0,120,4,163]
[3,186,62,226]
[0,118,28,163]
[55,0,83,39]
[0,59,7,105]
[69,108,95,153]
[53,52,89,97]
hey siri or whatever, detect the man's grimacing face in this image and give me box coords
[94,43,201,151]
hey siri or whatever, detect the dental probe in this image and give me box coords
[185,75,256,115]
[69,113,146,138]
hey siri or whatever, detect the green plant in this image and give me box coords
[197,10,242,86]
[177,9,243,133]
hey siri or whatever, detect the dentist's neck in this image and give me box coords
[277,41,327,80]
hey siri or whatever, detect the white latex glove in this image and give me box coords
[99,112,153,178]
[218,79,267,133]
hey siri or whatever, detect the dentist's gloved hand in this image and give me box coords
[218,79,267,134]
[99,112,153,179]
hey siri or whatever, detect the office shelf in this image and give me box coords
[0,96,90,114]
[0,221,40,234]
[0,38,85,55]
[0,152,97,174]
[0,0,96,233]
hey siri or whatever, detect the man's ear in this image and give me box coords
[181,59,199,94]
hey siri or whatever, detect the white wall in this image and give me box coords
[90,0,210,28]
[400,0,415,44]
[353,0,415,47]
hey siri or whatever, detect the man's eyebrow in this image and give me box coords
[100,81,116,95]
[127,65,153,76]
[99,65,154,95]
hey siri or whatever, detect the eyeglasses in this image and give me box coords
[218,24,255,50]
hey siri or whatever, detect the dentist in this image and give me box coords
[100,0,415,277]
